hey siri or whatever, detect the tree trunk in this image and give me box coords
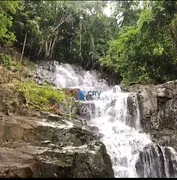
[79,20,83,61]
[50,35,57,58]
[170,28,177,51]
[20,32,27,62]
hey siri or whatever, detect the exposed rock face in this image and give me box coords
[135,143,177,178]
[34,61,58,86]
[126,93,140,129]
[0,112,114,178]
[76,101,96,121]
[0,65,114,178]
[126,80,177,150]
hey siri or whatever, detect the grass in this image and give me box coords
[0,53,12,68]
[0,53,23,72]
[0,51,77,117]
[15,81,75,115]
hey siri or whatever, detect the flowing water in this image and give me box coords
[35,62,177,178]
[86,90,152,177]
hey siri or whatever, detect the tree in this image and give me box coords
[0,1,22,45]
[99,0,177,85]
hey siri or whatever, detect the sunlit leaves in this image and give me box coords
[100,1,177,85]
[0,1,22,45]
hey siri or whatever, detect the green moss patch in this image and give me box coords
[16,81,74,115]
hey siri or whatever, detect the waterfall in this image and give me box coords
[35,62,177,178]
[35,62,109,92]
[86,90,151,177]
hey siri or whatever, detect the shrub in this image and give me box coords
[16,81,74,115]
[0,53,12,68]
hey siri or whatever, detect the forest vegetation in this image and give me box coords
[0,1,177,85]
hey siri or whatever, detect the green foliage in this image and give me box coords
[0,53,12,68]
[0,52,23,72]
[2,0,177,85]
[16,81,72,114]
[0,1,22,45]
[12,61,22,72]
[100,0,177,85]
[11,1,117,72]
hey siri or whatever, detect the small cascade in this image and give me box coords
[35,62,109,92]
[86,91,151,177]
[136,144,177,178]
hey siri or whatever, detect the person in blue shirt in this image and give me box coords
[78,89,85,101]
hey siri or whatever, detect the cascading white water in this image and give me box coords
[35,62,177,178]
[87,90,152,177]
[35,62,109,92]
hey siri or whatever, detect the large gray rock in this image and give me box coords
[126,80,177,150]
[0,112,114,178]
